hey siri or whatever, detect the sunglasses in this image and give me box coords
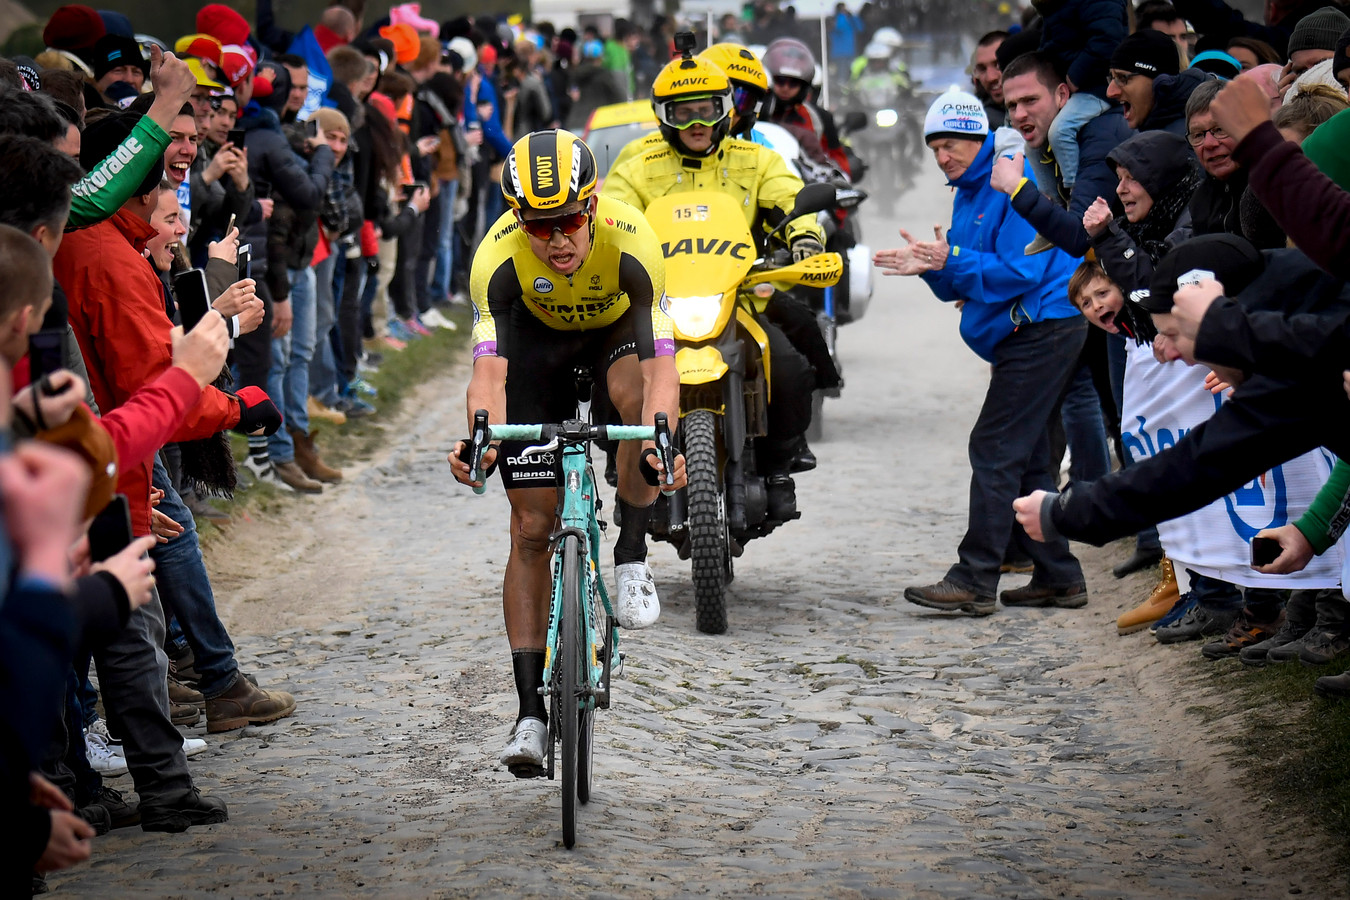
[517,209,589,240]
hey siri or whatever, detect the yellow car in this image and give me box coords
[582,100,657,180]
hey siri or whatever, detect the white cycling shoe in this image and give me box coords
[614,562,661,629]
[499,717,548,774]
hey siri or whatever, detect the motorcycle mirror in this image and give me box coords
[841,110,868,134]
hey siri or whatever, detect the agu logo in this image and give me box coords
[533,276,554,293]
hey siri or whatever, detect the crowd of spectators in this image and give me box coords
[0,1,727,891]
[878,2,1350,704]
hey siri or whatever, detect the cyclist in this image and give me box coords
[762,38,852,177]
[603,42,836,519]
[446,130,687,775]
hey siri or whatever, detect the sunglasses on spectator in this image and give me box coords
[517,209,589,239]
[1186,125,1229,146]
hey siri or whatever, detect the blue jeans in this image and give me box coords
[1061,363,1110,484]
[268,265,317,461]
[1048,93,1111,188]
[1186,569,1244,613]
[946,316,1088,595]
[431,179,458,300]
[150,457,239,699]
[309,253,341,407]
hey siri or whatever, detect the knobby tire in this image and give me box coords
[685,409,729,634]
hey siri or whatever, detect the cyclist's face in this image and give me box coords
[523,201,591,275]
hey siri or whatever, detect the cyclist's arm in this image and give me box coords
[467,252,522,431]
[618,250,679,434]
[465,356,508,435]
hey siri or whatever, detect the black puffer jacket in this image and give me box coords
[1189,167,1286,249]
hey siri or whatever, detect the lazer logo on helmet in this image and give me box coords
[668,77,711,89]
[662,238,751,259]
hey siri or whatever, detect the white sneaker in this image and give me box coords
[85,730,128,776]
[420,308,458,331]
[499,717,547,769]
[614,562,661,629]
[183,737,208,758]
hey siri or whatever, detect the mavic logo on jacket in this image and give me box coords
[662,238,751,259]
[669,77,710,89]
[73,136,146,196]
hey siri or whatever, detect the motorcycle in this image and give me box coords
[839,76,927,208]
[644,184,843,635]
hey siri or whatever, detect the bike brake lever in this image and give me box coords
[468,409,490,495]
[521,435,563,458]
[654,412,677,497]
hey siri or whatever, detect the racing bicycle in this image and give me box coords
[466,407,676,848]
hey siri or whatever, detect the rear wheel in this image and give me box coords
[685,410,729,634]
[559,536,581,847]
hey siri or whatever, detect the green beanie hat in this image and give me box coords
[1302,107,1350,192]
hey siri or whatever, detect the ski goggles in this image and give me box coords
[731,85,764,117]
[516,208,589,240]
[661,96,728,129]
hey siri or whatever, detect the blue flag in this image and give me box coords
[288,25,334,120]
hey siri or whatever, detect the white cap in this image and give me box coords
[448,36,476,73]
[923,88,989,142]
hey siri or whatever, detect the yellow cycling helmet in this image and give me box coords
[699,42,769,137]
[500,129,598,213]
[651,51,733,156]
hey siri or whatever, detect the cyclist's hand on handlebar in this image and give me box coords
[447,440,498,488]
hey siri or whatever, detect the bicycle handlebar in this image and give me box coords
[465,408,660,494]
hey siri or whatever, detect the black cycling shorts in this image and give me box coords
[497,304,639,490]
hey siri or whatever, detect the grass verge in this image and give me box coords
[1188,650,1350,865]
[197,309,471,545]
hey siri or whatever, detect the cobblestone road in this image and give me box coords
[51,185,1339,898]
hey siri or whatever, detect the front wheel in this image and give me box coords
[558,535,582,847]
[684,409,730,634]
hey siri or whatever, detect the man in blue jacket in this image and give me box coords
[875,89,1088,616]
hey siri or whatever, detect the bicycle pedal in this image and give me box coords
[612,652,625,679]
[507,764,545,779]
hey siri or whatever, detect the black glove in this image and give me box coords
[233,386,282,436]
[638,447,662,486]
[791,236,825,263]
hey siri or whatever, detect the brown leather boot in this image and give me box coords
[289,426,343,483]
[205,674,296,733]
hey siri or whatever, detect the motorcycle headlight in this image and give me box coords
[875,109,898,128]
[665,294,725,341]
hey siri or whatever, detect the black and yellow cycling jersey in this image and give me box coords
[470,194,674,361]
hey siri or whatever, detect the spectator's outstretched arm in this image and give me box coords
[255,0,296,55]
[1195,298,1350,382]
[1040,376,1337,545]
[1171,0,1297,56]
[67,49,196,229]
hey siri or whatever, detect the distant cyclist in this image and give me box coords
[446,130,686,775]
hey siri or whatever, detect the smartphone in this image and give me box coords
[88,494,133,563]
[306,117,320,138]
[227,128,246,149]
[237,243,252,282]
[172,268,212,331]
[225,212,236,236]
[1251,536,1282,567]
[403,181,428,199]
[28,328,65,383]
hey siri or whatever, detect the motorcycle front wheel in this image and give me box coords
[684,409,730,635]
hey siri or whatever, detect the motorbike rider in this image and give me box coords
[604,41,832,519]
[762,37,852,177]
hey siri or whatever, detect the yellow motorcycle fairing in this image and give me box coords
[645,193,753,343]
[741,251,844,291]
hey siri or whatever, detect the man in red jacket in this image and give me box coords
[53,115,294,828]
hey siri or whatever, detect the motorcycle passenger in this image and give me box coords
[603,47,828,519]
[446,130,687,775]
[762,38,852,177]
[607,42,774,172]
